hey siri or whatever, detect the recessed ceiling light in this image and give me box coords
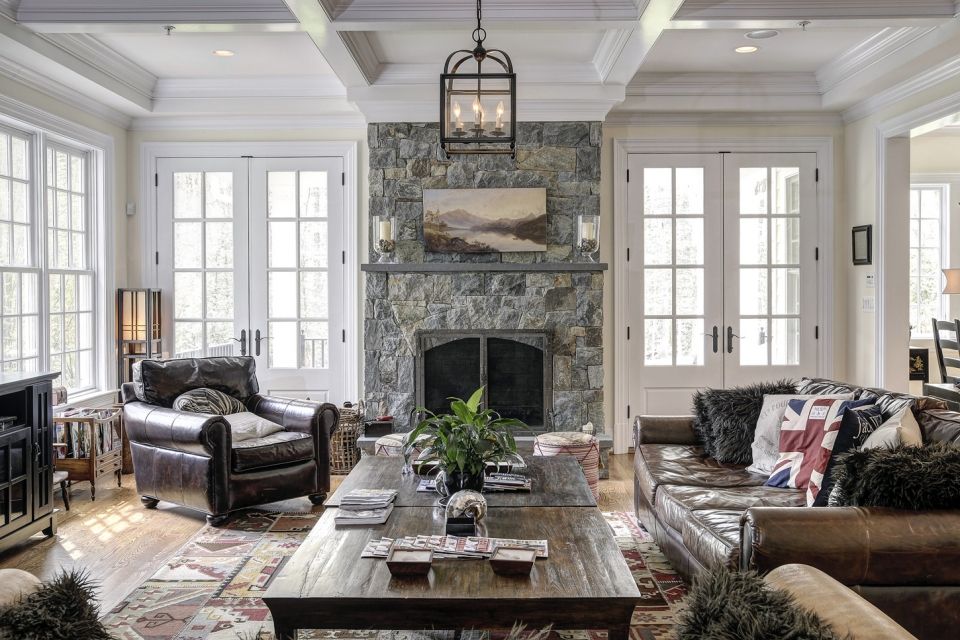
[745,29,779,40]
[735,45,759,54]
[212,50,235,57]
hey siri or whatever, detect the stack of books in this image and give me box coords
[484,473,532,492]
[334,489,398,526]
[361,535,549,559]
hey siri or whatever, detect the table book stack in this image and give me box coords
[334,489,398,526]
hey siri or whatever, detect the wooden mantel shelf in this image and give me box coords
[361,262,608,273]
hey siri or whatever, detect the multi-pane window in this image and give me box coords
[0,122,96,393]
[909,185,948,338]
[0,128,39,373]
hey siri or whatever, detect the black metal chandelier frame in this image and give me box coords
[439,0,517,158]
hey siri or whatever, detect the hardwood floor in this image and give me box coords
[0,453,635,613]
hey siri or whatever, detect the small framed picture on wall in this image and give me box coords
[852,225,872,265]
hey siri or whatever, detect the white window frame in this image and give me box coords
[908,183,949,339]
[0,95,115,401]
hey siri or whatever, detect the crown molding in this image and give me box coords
[843,54,960,123]
[153,75,346,100]
[673,0,958,21]
[374,62,601,87]
[816,27,938,94]
[0,1,18,19]
[604,110,843,126]
[593,28,634,82]
[16,0,296,24]
[628,72,821,97]
[339,30,380,83]
[321,0,641,24]
[0,53,131,128]
[39,33,156,99]
[130,113,367,131]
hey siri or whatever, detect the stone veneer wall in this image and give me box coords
[364,122,604,432]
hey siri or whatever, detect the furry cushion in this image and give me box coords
[694,381,798,464]
[0,570,111,639]
[830,443,960,509]
[676,567,848,640]
[692,390,713,457]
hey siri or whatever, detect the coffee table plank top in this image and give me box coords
[263,506,640,630]
[326,456,596,508]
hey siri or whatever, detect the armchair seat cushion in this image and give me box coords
[231,431,315,472]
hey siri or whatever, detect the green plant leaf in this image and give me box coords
[465,386,485,412]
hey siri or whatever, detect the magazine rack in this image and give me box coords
[53,407,123,500]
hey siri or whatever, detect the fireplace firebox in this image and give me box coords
[416,330,552,431]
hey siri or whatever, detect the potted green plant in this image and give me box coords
[404,386,525,495]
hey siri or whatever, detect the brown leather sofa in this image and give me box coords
[634,381,960,639]
[122,356,339,525]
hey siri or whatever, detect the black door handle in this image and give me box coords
[255,329,269,357]
[710,325,719,353]
[232,329,247,356]
[727,326,740,354]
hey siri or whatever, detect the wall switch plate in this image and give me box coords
[865,274,875,288]
[862,297,875,312]
[125,202,136,216]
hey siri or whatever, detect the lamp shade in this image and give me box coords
[944,269,960,294]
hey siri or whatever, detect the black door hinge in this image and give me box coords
[627,326,631,340]
[154,173,158,187]
[626,169,630,182]
[626,247,630,262]
[342,329,346,343]
[815,247,819,261]
[342,250,346,265]
[627,405,631,419]
[241,155,253,159]
[155,251,159,265]
[341,172,345,186]
[815,168,819,182]
[815,326,820,340]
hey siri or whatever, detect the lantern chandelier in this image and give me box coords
[440,0,517,158]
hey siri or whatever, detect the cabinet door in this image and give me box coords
[30,382,53,517]
[0,426,32,538]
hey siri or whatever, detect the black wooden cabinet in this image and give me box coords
[0,372,59,552]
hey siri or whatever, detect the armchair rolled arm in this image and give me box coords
[741,507,960,586]
[124,401,231,458]
[634,415,700,447]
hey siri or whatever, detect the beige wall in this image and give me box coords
[843,75,960,390]
[599,122,847,433]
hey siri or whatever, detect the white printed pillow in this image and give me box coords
[747,393,852,475]
[861,406,923,450]
[224,412,285,442]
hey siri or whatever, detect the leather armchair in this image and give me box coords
[122,356,340,525]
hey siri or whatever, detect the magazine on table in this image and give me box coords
[416,473,531,493]
[339,488,398,511]
[361,535,548,559]
[334,503,394,526]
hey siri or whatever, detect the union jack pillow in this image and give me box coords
[765,397,863,505]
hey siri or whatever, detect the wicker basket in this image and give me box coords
[330,403,363,474]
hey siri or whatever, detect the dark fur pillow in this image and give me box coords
[677,567,848,640]
[696,381,797,464]
[831,443,960,509]
[0,570,111,639]
[692,389,714,457]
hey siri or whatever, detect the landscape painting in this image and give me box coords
[424,188,547,253]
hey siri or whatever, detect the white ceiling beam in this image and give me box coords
[16,0,297,29]
[320,0,641,26]
[600,0,684,85]
[283,0,370,87]
[672,0,958,22]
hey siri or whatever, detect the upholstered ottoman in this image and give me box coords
[533,431,600,499]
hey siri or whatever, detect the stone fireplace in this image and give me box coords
[363,121,606,439]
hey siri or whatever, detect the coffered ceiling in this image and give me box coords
[0,0,959,129]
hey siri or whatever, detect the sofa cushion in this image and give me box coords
[797,377,858,397]
[681,509,743,569]
[231,431,314,472]
[224,411,285,442]
[656,485,805,533]
[133,356,259,407]
[857,389,947,422]
[862,406,923,450]
[813,403,884,507]
[918,409,960,445]
[635,444,767,506]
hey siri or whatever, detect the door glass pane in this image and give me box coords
[175,321,202,356]
[740,318,768,366]
[771,318,800,365]
[269,321,298,368]
[772,168,799,214]
[175,272,202,318]
[300,221,328,267]
[771,268,799,315]
[644,269,672,315]
[644,319,671,365]
[740,219,767,265]
[205,272,233,319]
[300,172,327,218]
[204,172,233,218]
[174,173,202,218]
[676,269,704,315]
[205,222,233,268]
[644,219,672,265]
[676,318,704,365]
[174,222,202,268]
[302,321,329,368]
[268,172,296,218]
[675,218,703,265]
[269,272,297,318]
[300,272,328,318]
[675,168,703,214]
[643,168,671,215]
[740,168,767,214]
[771,218,800,264]
[740,268,768,316]
[269,222,297,268]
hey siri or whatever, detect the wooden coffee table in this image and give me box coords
[264,459,641,640]
[325,456,596,508]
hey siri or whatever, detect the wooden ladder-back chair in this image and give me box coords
[931,318,960,383]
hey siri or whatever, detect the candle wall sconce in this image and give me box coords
[577,214,600,262]
[373,214,397,263]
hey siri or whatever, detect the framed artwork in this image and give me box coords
[852,225,872,265]
[423,188,547,253]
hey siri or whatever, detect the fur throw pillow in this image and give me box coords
[693,381,798,464]
[830,443,960,509]
[677,567,848,640]
[0,570,111,639]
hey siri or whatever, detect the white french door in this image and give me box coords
[157,155,345,402]
[626,152,819,415]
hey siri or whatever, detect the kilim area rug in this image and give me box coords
[103,511,688,640]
